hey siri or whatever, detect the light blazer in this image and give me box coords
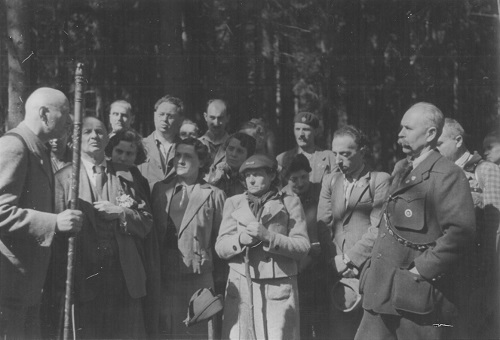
[138,132,176,190]
[361,150,476,317]
[215,192,310,279]
[55,161,153,301]
[317,168,390,268]
[0,123,58,306]
[151,179,226,274]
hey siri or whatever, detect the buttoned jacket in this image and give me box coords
[361,150,476,317]
[0,123,58,306]
[151,179,226,275]
[215,192,310,279]
[277,146,336,185]
[55,161,153,301]
[317,168,390,268]
[138,132,176,190]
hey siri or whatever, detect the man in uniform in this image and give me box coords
[438,117,500,338]
[108,100,133,137]
[0,87,82,339]
[355,102,476,340]
[138,95,184,190]
[276,112,335,186]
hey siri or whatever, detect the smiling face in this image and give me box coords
[331,134,365,175]
[204,101,229,136]
[288,169,310,195]
[294,122,315,149]
[154,102,182,135]
[111,140,138,166]
[244,168,275,196]
[174,144,202,182]
[109,103,131,133]
[81,117,109,159]
[226,137,249,170]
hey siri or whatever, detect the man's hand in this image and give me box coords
[409,266,421,277]
[56,209,83,233]
[333,254,359,278]
[93,201,124,221]
[246,221,271,242]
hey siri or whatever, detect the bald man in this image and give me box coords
[355,103,475,340]
[199,99,230,167]
[0,87,82,339]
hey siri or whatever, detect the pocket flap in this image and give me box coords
[389,193,425,231]
[392,268,434,315]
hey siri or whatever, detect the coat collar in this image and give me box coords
[391,150,441,196]
[231,192,285,226]
[343,168,371,222]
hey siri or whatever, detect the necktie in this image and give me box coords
[94,165,106,198]
[179,185,187,207]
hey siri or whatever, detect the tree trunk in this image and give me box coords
[5,0,31,130]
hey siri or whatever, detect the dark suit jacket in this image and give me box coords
[317,168,390,269]
[0,123,58,307]
[55,161,153,301]
[361,150,476,320]
[138,132,176,190]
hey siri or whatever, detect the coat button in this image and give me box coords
[265,257,271,262]
[377,253,382,259]
[381,233,386,238]
[275,245,280,250]
[233,245,237,251]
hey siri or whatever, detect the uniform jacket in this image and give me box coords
[138,132,176,190]
[0,123,58,306]
[360,150,476,320]
[151,179,226,275]
[277,146,335,185]
[215,192,310,279]
[55,161,153,301]
[317,168,390,268]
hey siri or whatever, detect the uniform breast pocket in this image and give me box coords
[389,193,425,231]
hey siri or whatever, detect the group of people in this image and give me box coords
[0,87,499,340]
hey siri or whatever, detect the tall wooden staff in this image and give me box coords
[63,63,85,340]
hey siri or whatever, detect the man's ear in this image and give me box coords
[456,135,464,148]
[203,112,208,120]
[39,106,49,125]
[426,126,437,143]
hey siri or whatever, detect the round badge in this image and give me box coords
[405,209,413,218]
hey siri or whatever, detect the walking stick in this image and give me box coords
[244,208,263,340]
[63,63,85,340]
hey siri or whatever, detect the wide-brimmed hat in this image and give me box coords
[330,278,362,313]
[184,288,223,327]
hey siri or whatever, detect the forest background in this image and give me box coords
[0,0,498,172]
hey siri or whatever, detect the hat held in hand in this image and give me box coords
[184,287,223,327]
[330,278,362,313]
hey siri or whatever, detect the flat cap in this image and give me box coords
[294,112,319,129]
[239,154,277,174]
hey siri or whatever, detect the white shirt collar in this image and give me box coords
[455,151,471,168]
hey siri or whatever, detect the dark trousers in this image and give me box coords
[354,310,450,340]
[0,303,41,340]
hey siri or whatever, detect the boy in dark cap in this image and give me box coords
[282,153,329,339]
[276,112,335,186]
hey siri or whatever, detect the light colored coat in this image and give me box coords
[0,123,58,307]
[138,132,176,190]
[277,146,336,185]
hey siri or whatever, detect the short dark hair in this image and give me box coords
[333,125,369,150]
[105,129,146,165]
[154,95,184,115]
[174,137,211,176]
[226,132,257,157]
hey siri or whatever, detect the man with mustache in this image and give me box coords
[55,117,153,338]
[276,112,335,186]
[138,95,184,190]
[199,99,230,173]
[355,103,476,340]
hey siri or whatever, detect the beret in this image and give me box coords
[239,154,278,174]
[294,112,319,129]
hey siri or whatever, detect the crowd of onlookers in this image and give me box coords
[1,88,499,340]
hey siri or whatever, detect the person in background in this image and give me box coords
[0,87,82,339]
[438,118,500,339]
[207,132,257,198]
[317,125,390,339]
[355,103,476,340]
[108,100,133,137]
[48,115,73,172]
[483,131,500,166]
[55,117,152,339]
[240,119,267,155]
[281,153,328,339]
[276,112,335,186]
[105,129,147,167]
[199,99,230,172]
[179,119,201,140]
[138,95,184,190]
[216,154,310,340]
[151,137,225,339]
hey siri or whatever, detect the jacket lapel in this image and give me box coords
[343,171,371,223]
[261,198,285,225]
[77,167,97,230]
[178,184,211,237]
[331,173,346,221]
[391,150,441,196]
[231,197,258,226]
